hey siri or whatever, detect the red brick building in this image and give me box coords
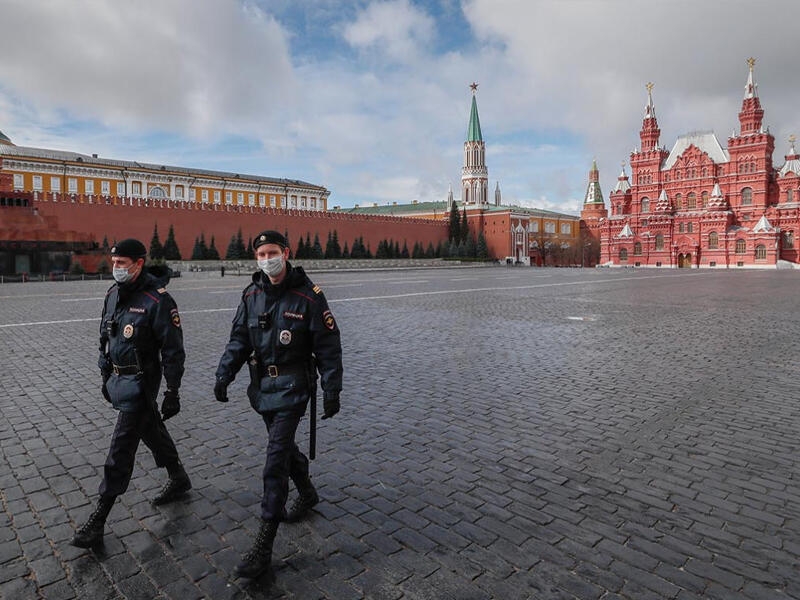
[0,132,447,275]
[582,59,800,268]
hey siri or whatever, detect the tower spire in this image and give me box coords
[583,159,605,205]
[462,83,488,205]
[738,57,764,135]
[639,82,661,152]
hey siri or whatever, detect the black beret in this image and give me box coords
[253,230,287,250]
[111,238,147,259]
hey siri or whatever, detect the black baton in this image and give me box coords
[309,390,316,461]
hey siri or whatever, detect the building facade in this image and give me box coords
[582,59,800,268]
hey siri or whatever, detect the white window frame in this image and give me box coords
[85,180,95,194]
[68,178,78,194]
[560,223,571,235]
[201,189,209,203]
[32,175,43,191]
[50,177,61,192]
[101,180,110,195]
[237,192,244,205]
[544,221,556,234]
[131,182,141,197]
[116,182,125,196]
[225,191,232,205]
[189,188,196,202]
[214,190,221,204]
[175,186,184,199]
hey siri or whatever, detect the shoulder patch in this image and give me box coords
[322,309,337,331]
[312,285,322,295]
[170,308,181,328]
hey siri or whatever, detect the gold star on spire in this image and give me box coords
[646,82,654,93]
[747,57,755,69]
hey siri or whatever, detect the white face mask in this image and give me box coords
[258,255,285,278]
[113,264,137,283]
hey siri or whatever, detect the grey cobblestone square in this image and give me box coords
[2,267,800,598]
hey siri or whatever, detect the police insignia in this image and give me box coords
[170,309,181,328]
[323,310,336,331]
[312,285,322,294]
[122,324,134,339]
[279,329,292,345]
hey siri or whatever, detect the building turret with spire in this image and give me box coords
[462,83,488,206]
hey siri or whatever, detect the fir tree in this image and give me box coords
[331,230,342,258]
[246,238,255,259]
[465,234,477,258]
[207,236,220,260]
[460,208,469,243]
[376,240,387,259]
[191,237,204,260]
[476,231,489,259]
[235,228,247,258]
[163,225,181,260]
[342,242,350,258]
[448,201,460,242]
[225,234,239,260]
[312,234,324,259]
[101,235,110,253]
[296,236,306,259]
[401,241,410,259]
[149,224,164,260]
[325,232,335,259]
[425,242,436,258]
[412,241,422,259]
[199,233,209,259]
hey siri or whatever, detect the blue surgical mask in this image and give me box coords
[258,256,285,278]
[113,264,136,283]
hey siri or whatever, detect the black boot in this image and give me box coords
[71,496,115,548]
[152,461,191,505]
[234,520,279,579]
[285,477,319,523]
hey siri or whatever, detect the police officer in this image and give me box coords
[71,238,190,548]
[214,230,342,580]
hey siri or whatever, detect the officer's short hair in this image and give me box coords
[111,238,147,259]
[253,230,288,250]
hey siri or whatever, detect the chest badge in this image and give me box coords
[279,330,292,345]
[122,324,135,339]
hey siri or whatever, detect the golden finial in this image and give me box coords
[747,57,755,69]
[789,134,796,144]
[646,82,654,93]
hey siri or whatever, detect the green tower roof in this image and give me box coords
[466,94,483,142]
[0,130,12,145]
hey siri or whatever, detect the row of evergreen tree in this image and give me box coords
[125,222,491,262]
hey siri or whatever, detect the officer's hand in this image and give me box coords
[161,389,180,420]
[214,378,229,403]
[101,371,111,403]
[321,392,340,420]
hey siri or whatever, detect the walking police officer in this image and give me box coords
[71,238,191,548]
[214,230,343,580]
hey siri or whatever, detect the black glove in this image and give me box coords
[161,388,180,420]
[321,391,340,420]
[101,371,111,403]
[214,378,229,403]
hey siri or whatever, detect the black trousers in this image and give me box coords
[260,406,309,522]
[99,405,180,498]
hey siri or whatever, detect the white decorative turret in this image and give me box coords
[707,183,728,211]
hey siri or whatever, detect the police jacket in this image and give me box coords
[99,268,185,412]
[216,264,343,414]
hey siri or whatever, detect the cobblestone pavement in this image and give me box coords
[2,266,800,599]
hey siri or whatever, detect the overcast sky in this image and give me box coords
[1,0,798,214]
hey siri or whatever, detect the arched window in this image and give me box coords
[735,239,746,254]
[784,231,794,249]
[755,244,767,260]
[641,197,650,213]
[655,234,664,250]
[148,186,166,199]
[687,193,696,209]
[675,193,682,209]
[619,248,628,261]
[701,191,709,208]
[741,187,752,205]
[633,242,642,255]
[708,232,718,249]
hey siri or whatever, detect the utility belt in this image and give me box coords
[248,356,309,379]
[112,363,141,376]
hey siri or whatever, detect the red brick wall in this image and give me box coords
[29,197,448,258]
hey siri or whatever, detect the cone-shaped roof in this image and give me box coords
[466,90,483,142]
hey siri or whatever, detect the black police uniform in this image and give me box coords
[98,267,186,498]
[216,263,342,522]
